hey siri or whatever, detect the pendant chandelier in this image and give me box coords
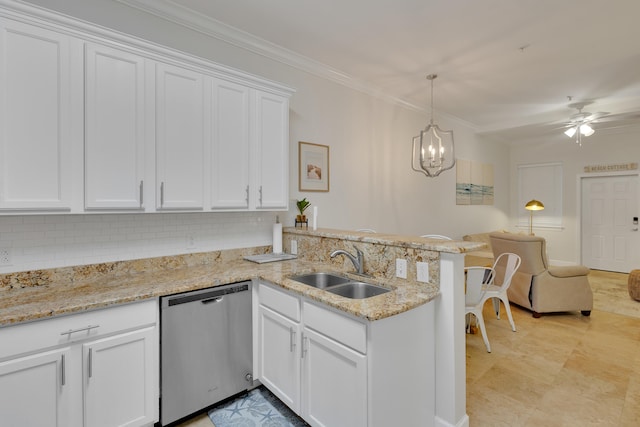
[412,74,455,177]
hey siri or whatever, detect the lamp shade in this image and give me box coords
[580,124,594,136]
[525,199,545,211]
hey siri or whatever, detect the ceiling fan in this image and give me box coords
[562,101,609,146]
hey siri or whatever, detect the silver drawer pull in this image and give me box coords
[60,324,100,337]
[201,296,223,304]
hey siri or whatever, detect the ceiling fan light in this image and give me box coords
[564,127,576,137]
[580,124,594,136]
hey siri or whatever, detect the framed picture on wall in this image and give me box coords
[298,141,330,192]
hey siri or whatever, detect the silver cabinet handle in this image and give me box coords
[88,348,93,378]
[245,185,249,206]
[289,327,296,353]
[139,180,144,208]
[61,354,66,386]
[259,186,263,207]
[301,334,308,359]
[60,324,100,337]
[160,182,165,207]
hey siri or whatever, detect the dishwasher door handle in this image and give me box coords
[201,296,224,304]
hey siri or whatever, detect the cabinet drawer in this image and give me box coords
[0,299,157,360]
[259,282,300,321]
[303,302,366,354]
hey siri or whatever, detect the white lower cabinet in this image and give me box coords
[0,346,73,427]
[257,280,435,427]
[83,327,157,427]
[301,327,367,427]
[0,300,158,427]
[258,282,368,427]
[258,305,301,412]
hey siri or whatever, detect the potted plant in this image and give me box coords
[296,198,311,222]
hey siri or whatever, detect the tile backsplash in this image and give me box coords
[0,212,278,273]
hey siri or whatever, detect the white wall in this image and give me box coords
[0,0,511,273]
[509,125,640,264]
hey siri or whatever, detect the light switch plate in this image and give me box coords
[0,248,11,266]
[291,240,298,255]
[396,258,407,279]
[417,261,429,282]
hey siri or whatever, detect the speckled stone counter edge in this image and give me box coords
[0,228,480,326]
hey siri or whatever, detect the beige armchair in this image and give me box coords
[489,232,593,318]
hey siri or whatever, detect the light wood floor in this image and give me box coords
[179,270,640,427]
[466,270,640,426]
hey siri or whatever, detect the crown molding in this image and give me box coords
[116,0,426,113]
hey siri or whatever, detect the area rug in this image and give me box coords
[208,386,309,427]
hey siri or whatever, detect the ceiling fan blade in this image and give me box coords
[584,111,609,122]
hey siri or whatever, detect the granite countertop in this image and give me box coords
[0,256,439,327]
[285,227,485,254]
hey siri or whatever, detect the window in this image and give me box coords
[517,162,563,229]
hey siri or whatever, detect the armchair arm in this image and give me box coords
[547,265,590,278]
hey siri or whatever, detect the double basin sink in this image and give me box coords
[290,272,390,299]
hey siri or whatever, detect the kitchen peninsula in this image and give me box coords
[0,228,482,427]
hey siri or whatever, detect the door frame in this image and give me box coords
[576,170,640,268]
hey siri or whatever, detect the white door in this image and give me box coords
[252,91,289,210]
[0,347,72,427]
[155,62,205,210]
[301,327,367,427]
[83,327,156,427]
[210,78,250,209]
[85,43,146,210]
[0,18,73,211]
[581,174,639,273]
[258,305,301,413]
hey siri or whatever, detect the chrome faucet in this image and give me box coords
[330,247,364,275]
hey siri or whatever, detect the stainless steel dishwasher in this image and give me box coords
[160,281,253,426]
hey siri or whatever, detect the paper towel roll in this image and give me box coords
[312,206,318,230]
[272,223,283,254]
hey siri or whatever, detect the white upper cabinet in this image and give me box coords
[155,62,205,210]
[0,18,73,211]
[84,43,146,210]
[210,78,251,210]
[0,6,294,214]
[252,91,289,210]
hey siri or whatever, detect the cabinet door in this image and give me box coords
[210,78,250,209]
[301,327,367,427]
[85,43,145,210]
[156,62,204,210]
[0,347,73,427]
[258,305,301,413]
[83,326,157,427]
[0,18,72,211]
[252,91,289,210]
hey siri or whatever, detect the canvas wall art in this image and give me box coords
[456,159,494,205]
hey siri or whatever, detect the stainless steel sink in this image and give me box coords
[290,272,351,289]
[290,272,391,299]
[325,282,391,299]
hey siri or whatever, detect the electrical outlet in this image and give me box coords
[417,261,429,282]
[290,240,298,255]
[396,258,407,279]
[186,234,196,249]
[0,248,12,266]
